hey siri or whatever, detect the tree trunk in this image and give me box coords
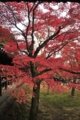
[29,82,40,120]
[71,87,75,96]
[71,79,76,96]
[4,81,7,90]
[0,77,2,96]
[47,84,49,95]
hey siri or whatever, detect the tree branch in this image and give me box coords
[37,68,52,76]
[14,40,29,55]
[34,26,62,58]
[28,1,41,57]
[59,67,80,74]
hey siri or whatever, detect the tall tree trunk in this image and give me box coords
[29,82,40,120]
[71,87,75,96]
[71,79,76,96]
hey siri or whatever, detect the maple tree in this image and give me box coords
[0,1,80,120]
[58,41,80,96]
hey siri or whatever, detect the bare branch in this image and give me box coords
[28,1,41,56]
[34,26,62,58]
[25,2,31,51]
[37,68,52,76]
[59,67,80,74]
[45,29,79,59]
[14,40,29,55]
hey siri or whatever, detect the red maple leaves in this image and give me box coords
[0,1,80,103]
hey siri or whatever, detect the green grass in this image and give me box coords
[38,89,80,120]
[0,86,80,120]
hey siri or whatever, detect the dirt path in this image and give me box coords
[0,84,16,112]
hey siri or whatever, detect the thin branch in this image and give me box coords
[45,29,79,59]
[46,41,69,59]
[34,26,62,58]
[59,67,80,74]
[25,2,31,52]
[37,68,52,76]
[4,3,17,24]
[14,40,29,55]
[3,3,30,54]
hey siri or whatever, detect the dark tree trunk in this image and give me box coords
[29,82,40,120]
[47,84,49,95]
[71,79,76,96]
[4,81,7,90]
[71,87,75,96]
[0,77,2,96]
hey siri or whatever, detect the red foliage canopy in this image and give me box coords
[0,2,80,102]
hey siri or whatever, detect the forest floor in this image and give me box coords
[0,85,80,120]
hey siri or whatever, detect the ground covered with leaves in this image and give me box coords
[0,88,80,120]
